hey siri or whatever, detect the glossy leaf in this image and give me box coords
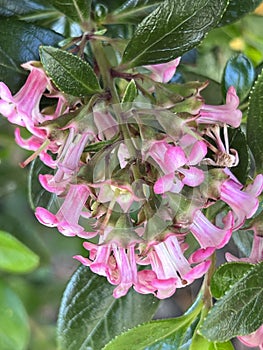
[28,157,55,211]
[201,262,263,341]
[0,231,39,273]
[228,127,250,184]
[210,262,254,299]
[247,69,263,173]
[218,0,262,26]
[0,0,52,16]
[57,265,159,350]
[122,0,228,67]
[103,296,203,350]
[222,54,255,103]
[0,17,62,93]
[0,280,30,350]
[49,0,92,24]
[111,0,161,24]
[40,46,101,96]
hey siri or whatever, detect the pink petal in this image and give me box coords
[180,167,205,187]
[164,146,187,171]
[154,173,174,194]
[188,141,207,165]
[35,207,58,227]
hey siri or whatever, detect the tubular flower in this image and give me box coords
[220,173,263,229]
[35,184,96,238]
[196,86,242,128]
[2,57,262,304]
[0,61,49,134]
[136,235,211,299]
[189,210,233,263]
[74,231,139,298]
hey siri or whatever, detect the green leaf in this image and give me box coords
[218,0,262,26]
[0,230,39,273]
[190,334,234,350]
[247,69,263,173]
[122,0,228,67]
[222,54,255,103]
[201,262,263,342]
[0,0,52,16]
[111,1,161,24]
[0,280,30,350]
[28,157,55,211]
[210,262,254,299]
[40,46,101,96]
[57,265,159,350]
[228,127,250,184]
[0,17,62,93]
[49,0,92,24]
[122,79,137,104]
[103,296,203,350]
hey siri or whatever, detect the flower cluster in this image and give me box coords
[0,58,262,302]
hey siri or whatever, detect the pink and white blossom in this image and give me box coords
[220,173,263,229]
[189,210,233,263]
[197,86,242,127]
[144,57,181,83]
[35,184,95,238]
[147,140,207,195]
[136,235,210,299]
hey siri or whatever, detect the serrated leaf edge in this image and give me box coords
[200,262,263,341]
[211,261,254,299]
[39,46,101,95]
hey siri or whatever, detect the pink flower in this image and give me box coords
[189,210,233,263]
[147,140,207,194]
[93,109,118,140]
[0,61,49,136]
[220,173,263,229]
[136,235,210,299]
[237,324,263,350]
[90,180,144,213]
[35,184,95,238]
[74,238,139,298]
[197,86,242,127]
[144,57,181,83]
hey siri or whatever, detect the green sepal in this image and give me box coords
[122,79,138,104]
